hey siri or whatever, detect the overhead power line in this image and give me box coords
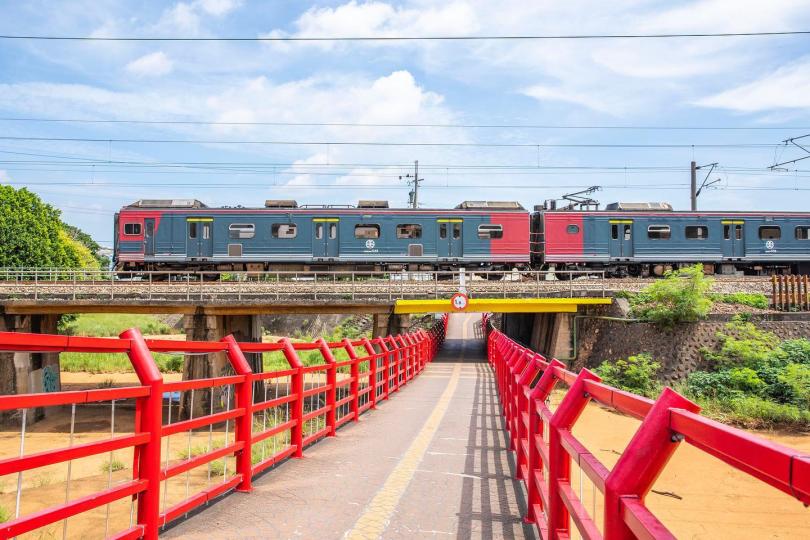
[1,30,809,42]
[0,135,785,149]
[1,117,808,131]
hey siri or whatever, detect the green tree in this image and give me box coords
[0,186,101,269]
[63,223,109,268]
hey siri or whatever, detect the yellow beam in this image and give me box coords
[394,297,612,314]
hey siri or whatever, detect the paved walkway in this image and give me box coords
[164,314,534,539]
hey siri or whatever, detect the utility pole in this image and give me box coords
[690,160,697,211]
[400,160,422,208]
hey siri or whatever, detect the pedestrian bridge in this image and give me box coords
[0,315,807,539]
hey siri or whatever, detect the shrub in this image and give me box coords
[780,339,810,365]
[101,459,126,473]
[709,292,769,309]
[703,316,782,369]
[780,363,810,409]
[594,353,661,398]
[630,264,713,327]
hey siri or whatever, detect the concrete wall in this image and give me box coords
[501,312,574,360]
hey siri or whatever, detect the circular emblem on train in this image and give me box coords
[450,292,469,311]
[765,240,775,250]
[365,239,376,249]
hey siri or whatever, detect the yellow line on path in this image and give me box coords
[344,363,462,540]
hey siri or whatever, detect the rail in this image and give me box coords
[485,317,809,540]
[0,268,608,302]
[0,318,446,539]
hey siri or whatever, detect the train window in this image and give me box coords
[478,224,503,239]
[315,223,323,240]
[272,223,297,239]
[439,224,448,239]
[188,222,197,239]
[453,223,462,239]
[759,226,781,240]
[686,225,708,240]
[355,224,380,239]
[647,225,671,240]
[723,225,730,240]
[566,224,580,234]
[202,223,210,240]
[397,224,422,239]
[795,227,810,240]
[228,223,255,239]
[329,223,337,239]
[611,224,618,240]
[124,223,142,235]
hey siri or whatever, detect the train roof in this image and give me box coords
[121,199,527,212]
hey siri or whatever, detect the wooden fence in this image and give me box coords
[771,274,810,311]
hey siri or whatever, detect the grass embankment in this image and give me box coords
[600,265,809,431]
[59,313,183,373]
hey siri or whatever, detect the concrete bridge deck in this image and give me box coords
[163,314,535,540]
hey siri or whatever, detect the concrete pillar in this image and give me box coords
[181,313,262,418]
[371,313,411,338]
[548,313,574,360]
[0,312,61,425]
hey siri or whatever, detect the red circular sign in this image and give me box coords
[450,292,469,311]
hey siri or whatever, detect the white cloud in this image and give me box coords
[522,84,613,114]
[694,57,810,112]
[196,0,242,17]
[125,52,174,77]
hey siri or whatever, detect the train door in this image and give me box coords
[312,218,339,259]
[144,218,155,257]
[187,218,213,258]
[437,219,463,259]
[608,220,634,259]
[722,220,745,259]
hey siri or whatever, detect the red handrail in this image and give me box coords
[0,318,446,539]
[484,317,810,540]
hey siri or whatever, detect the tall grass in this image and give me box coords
[60,313,176,337]
[61,352,184,373]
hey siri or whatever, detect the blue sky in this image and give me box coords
[2,0,810,248]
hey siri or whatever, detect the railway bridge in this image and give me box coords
[0,313,807,539]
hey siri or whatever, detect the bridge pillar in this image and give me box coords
[0,312,61,425]
[503,313,574,360]
[372,313,411,338]
[181,313,262,418]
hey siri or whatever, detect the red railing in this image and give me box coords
[0,317,446,539]
[485,316,810,540]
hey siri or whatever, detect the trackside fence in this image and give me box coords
[485,316,809,540]
[0,317,446,539]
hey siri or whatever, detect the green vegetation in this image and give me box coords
[63,223,110,269]
[263,318,370,372]
[60,351,183,373]
[709,292,769,309]
[0,186,103,269]
[0,505,8,524]
[59,313,175,337]
[684,316,810,430]
[594,353,662,398]
[101,458,126,473]
[176,438,225,460]
[629,264,713,327]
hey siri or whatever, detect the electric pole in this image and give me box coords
[690,160,697,211]
[400,160,423,208]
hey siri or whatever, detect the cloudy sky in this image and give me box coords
[1,0,810,247]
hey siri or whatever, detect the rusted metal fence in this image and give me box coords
[0,318,446,539]
[771,274,810,311]
[486,317,809,540]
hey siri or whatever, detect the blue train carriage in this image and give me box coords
[536,202,810,276]
[114,199,531,272]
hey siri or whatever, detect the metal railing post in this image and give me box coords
[547,369,601,540]
[343,338,361,421]
[361,338,378,409]
[221,335,254,492]
[121,328,163,540]
[603,388,700,539]
[317,338,338,436]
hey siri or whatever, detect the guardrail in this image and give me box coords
[0,318,446,539]
[0,268,607,302]
[485,317,809,540]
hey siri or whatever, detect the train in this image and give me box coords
[114,199,810,276]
